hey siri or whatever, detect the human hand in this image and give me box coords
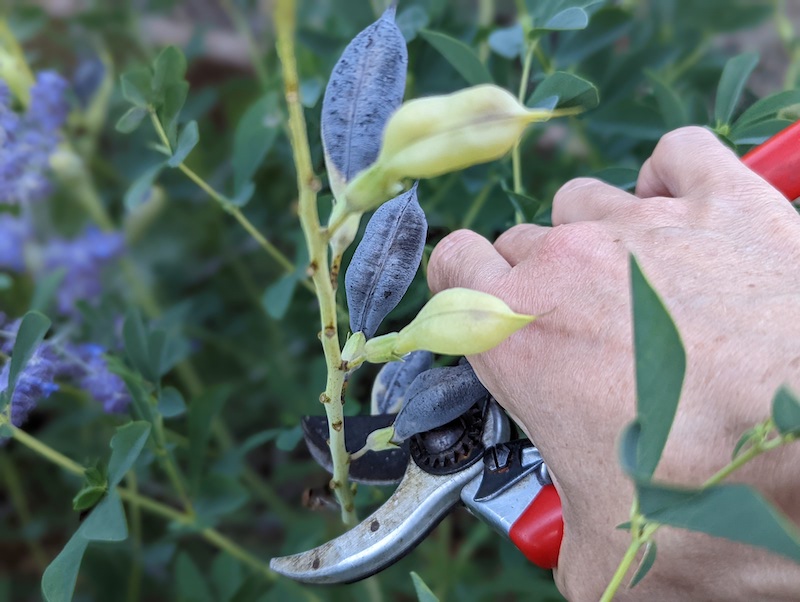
[428,127,800,601]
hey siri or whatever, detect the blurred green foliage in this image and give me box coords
[1,0,799,601]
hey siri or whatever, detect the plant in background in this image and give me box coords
[0,1,799,601]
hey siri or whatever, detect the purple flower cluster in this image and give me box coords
[0,71,69,205]
[0,213,29,272]
[66,344,131,414]
[43,227,125,317]
[0,344,59,427]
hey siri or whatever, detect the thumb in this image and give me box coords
[428,229,511,294]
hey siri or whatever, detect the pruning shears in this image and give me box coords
[270,121,800,585]
[271,398,561,583]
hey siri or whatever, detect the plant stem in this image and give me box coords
[152,413,194,514]
[125,473,143,602]
[9,424,85,476]
[461,181,494,229]
[220,0,270,90]
[513,42,538,194]
[275,0,357,526]
[599,536,643,602]
[146,111,307,288]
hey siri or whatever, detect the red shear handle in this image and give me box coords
[742,120,800,200]
[508,484,563,569]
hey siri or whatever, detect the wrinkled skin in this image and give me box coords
[428,127,800,601]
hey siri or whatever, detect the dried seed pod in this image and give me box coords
[345,184,427,339]
[370,350,433,415]
[321,5,408,202]
[392,362,489,441]
[343,84,570,212]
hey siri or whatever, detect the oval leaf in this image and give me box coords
[420,29,492,85]
[371,350,433,414]
[321,6,408,201]
[715,52,759,125]
[345,184,427,338]
[393,362,488,440]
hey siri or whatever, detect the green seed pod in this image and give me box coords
[365,287,535,357]
[345,184,427,339]
[343,85,564,212]
[370,350,433,415]
[392,362,488,441]
[321,5,407,203]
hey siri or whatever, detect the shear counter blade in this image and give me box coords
[269,460,483,584]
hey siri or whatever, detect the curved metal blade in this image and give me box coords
[271,403,509,584]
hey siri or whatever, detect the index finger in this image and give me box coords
[427,229,511,294]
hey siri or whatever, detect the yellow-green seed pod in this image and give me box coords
[393,287,535,356]
[343,84,563,213]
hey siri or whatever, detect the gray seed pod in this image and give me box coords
[345,184,427,338]
[371,350,433,415]
[393,362,489,441]
[321,5,408,201]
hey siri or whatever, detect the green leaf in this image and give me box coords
[630,254,686,479]
[637,482,800,563]
[152,46,187,97]
[29,269,65,314]
[541,7,589,31]
[618,420,643,478]
[175,552,214,602]
[41,533,89,602]
[211,553,245,602]
[120,67,152,107]
[159,81,190,149]
[527,71,598,110]
[732,425,759,459]
[503,188,546,224]
[123,309,153,380]
[555,8,633,66]
[194,474,249,521]
[115,106,148,134]
[645,71,688,130]
[262,274,299,320]
[72,485,106,512]
[419,30,492,86]
[275,425,303,452]
[731,118,794,146]
[167,120,199,167]
[715,52,759,125]
[79,490,128,541]
[396,6,430,43]
[7,311,50,399]
[772,385,800,436]
[488,23,525,59]
[108,421,151,487]
[232,92,281,197]
[42,490,129,602]
[124,163,164,211]
[733,89,800,131]
[630,540,657,588]
[189,386,231,489]
[158,387,187,418]
[410,572,440,602]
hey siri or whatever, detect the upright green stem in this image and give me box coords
[220,0,270,90]
[513,43,537,194]
[152,413,194,514]
[275,0,357,526]
[125,473,143,602]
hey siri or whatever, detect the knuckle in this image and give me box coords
[539,222,613,262]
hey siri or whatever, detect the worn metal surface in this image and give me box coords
[270,402,510,584]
